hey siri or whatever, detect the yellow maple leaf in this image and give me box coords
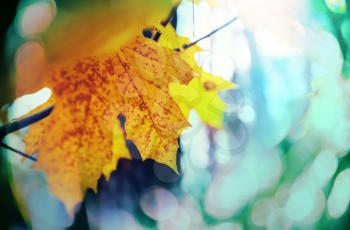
[157,24,202,69]
[157,25,237,128]
[169,72,236,128]
[24,36,192,215]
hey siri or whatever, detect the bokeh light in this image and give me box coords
[17,0,56,37]
[3,0,350,229]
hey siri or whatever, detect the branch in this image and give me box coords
[175,17,238,51]
[0,142,36,161]
[0,105,53,161]
[0,105,54,140]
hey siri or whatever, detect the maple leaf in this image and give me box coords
[157,24,202,69]
[169,72,236,128]
[24,36,192,215]
[157,25,237,128]
[44,0,179,65]
[16,0,179,98]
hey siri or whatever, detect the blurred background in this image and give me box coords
[2,0,350,229]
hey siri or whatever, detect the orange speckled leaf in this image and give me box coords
[43,0,178,66]
[24,36,192,215]
[15,0,179,99]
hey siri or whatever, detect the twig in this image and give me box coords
[0,105,54,140]
[175,17,238,51]
[0,142,37,161]
[0,105,53,160]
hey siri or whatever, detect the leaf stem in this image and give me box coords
[0,142,37,161]
[161,3,179,27]
[152,4,179,42]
